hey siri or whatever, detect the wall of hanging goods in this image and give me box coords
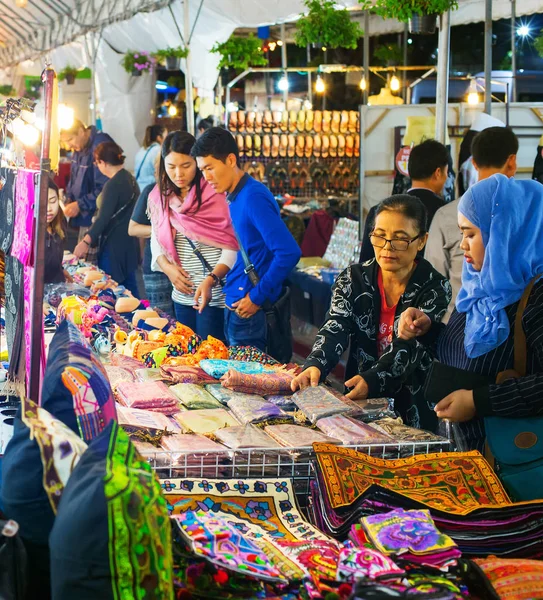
[229,109,361,213]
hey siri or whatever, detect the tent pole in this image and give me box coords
[402,24,408,103]
[184,0,195,135]
[280,23,288,108]
[484,0,492,114]
[511,0,516,103]
[358,103,365,241]
[307,44,312,106]
[435,10,450,144]
[30,67,54,403]
[363,11,369,105]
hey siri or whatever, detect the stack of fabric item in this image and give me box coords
[311,443,543,559]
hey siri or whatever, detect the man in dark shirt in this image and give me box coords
[360,139,448,262]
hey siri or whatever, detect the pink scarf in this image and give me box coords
[148,179,238,265]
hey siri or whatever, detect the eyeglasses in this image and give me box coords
[370,233,421,252]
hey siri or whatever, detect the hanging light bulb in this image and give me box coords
[467,80,480,105]
[277,76,289,92]
[390,75,401,92]
[268,41,277,52]
[359,77,367,91]
[315,76,326,94]
[15,0,28,8]
[303,99,313,110]
[277,40,283,47]
[18,123,39,146]
[58,103,75,130]
[168,104,178,117]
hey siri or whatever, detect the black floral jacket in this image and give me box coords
[304,258,451,429]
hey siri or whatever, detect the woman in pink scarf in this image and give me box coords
[149,131,238,340]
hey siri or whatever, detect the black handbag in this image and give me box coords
[0,518,27,600]
[232,230,293,364]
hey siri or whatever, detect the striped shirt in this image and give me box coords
[434,281,543,450]
[172,233,225,308]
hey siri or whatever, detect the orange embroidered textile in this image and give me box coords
[473,556,543,600]
[313,444,511,515]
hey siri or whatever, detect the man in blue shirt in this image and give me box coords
[191,127,301,350]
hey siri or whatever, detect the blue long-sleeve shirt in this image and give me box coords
[65,126,114,227]
[226,175,301,307]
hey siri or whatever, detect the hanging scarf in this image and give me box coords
[148,178,237,265]
[456,174,543,358]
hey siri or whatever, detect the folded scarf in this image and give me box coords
[220,370,294,396]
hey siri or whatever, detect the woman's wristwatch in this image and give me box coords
[207,273,221,287]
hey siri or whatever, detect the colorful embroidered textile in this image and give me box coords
[110,352,144,370]
[173,511,284,581]
[337,546,403,581]
[221,370,294,396]
[11,169,36,266]
[200,359,266,379]
[142,343,184,368]
[264,425,341,448]
[228,345,279,365]
[313,445,511,514]
[316,415,394,445]
[205,384,264,405]
[473,556,543,600]
[362,509,458,556]
[104,365,136,389]
[214,425,282,449]
[369,417,447,442]
[0,167,16,254]
[227,396,289,425]
[174,408,239,434]
[134,368,164,382]
[169,383,223,409]
[161,477,328,544]
[116,405,177,433]
[49,422,173,599]
[293,386,365,424]
[115,380,179,415]
[42,321,116,443]
[160,364,217,385]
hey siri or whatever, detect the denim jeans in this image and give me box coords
[224,309,267,351]
[174,302,226,341]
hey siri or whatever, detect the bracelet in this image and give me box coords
[207,273,220,287]
[82,239,90,246]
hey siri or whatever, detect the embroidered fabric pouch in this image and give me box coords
[169,384,223,410]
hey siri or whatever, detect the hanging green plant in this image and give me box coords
[359,0,458,24]
[211,34,268,72]
[0,85,15,96]
[122,51,157,76]
[535,30,543,59]
[374,43,405,66]
[58,65,79,85]
[295,0,363,50]
[155,46,189,70]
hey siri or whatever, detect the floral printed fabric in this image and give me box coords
[293,386,365,424]
[0,167,16,254]
[228,345,279,365]
[221,370,294,396]
[369,417,448,442]
[115,380,179,415]
[11,169,36,266]
[264,424,341,448]
[205,384,264,406]
[473,556,543,600]
[169,383,223,409]
[316,415,394,445]
[337,546,403,581]
[200,359,266,379]
[104,366,136,389]
[160,364,217,385]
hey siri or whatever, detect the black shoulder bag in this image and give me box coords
[185,238,225,287]
[232,230,293,364]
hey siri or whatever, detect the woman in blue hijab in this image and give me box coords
[398,174,543,449]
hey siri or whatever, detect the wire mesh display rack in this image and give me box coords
[143,439,452,505]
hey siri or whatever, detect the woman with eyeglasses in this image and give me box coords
[291,194,451,430]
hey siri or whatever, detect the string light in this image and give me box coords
[467,80,480,105]
[268,41,277,51]
[303,99,313,110]
[390,75,401,92]
[277,40,283,46]
[58,103,74,130]
[277,76,289,92]
[315,76,326,94]
[168,104,178,117]
[359,77,367,91]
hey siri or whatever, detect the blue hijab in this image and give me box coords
[456,174,543,358]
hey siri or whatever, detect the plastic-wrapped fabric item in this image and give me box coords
[264,424,341,448]
[161,433,226,453]
[110,352,144,371]
[134,368,164,382]
[104,366,136,389]
[115,381,179,415]
[116,405,177,434]
[316,415,394,445]
[214,425,281,449]
[205,385,264,406]
[199,359,265,379]
[349,397,396,423]
[369,417,448,443]
[220,370,294,396]
[265,394,297,410]
[227,396,290,426]
[160,365,217,385]
[169,384,223,410]
[293,386,364,424]
[174,409,239,435]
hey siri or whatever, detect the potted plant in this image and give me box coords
[0,85,15,97]
[58,65,79,85]
[359,0,458,35]
[122,51,156,77]
[374,43,404,66]
[155,46,189,71]
[211,34,268,72]
[295,0,364,50]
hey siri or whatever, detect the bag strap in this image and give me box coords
[135,144,155,180]
[185,237,224,287]
[512,274,543,377]
[231,224,260,287]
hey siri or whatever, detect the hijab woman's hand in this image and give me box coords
[435,389,475,422]
[398,307,431,340]
[291,366,321,391]
[345,375,369,401]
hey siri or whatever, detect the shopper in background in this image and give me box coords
[191,127,301,352]
[426,127,519,322]
[73,142,140,297]
[60,120,114,254]
[292,195,451,431]
[129,172,174,316]
[45,179,71,284]
[399,175,543,451]
[360,139,448,262]
[148,131,238,340]
[197,116,214,138]
[134,124,167,190]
